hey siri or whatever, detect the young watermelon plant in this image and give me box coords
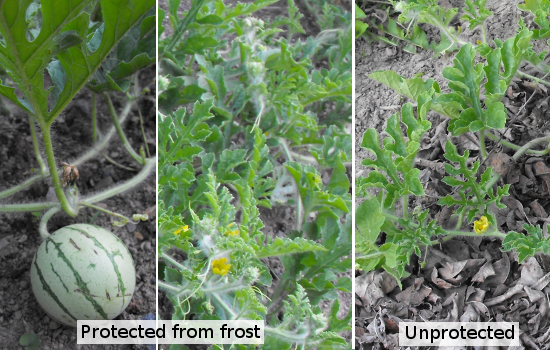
[0,0,155,326]
[356,1,550,283]
[158,0,352,348]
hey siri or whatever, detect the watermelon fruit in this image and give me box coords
[30,224,136,327]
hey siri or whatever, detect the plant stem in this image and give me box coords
[290,151,318,165]
[455,210,464,231]
[29,117,47,175]
[80,202,134,225]
[40,122,79,217]
[280,139,304,231]
[92,93,97,142]
[202,280,248,293]
[1,127,152,213]
[101,152,138,171]
[517,70,550,87]
[264,326,310,343]
[73,98,135,167]
[137,106,151,158]
[0,174,43,199]
[0,201,59,212]
[485,132,549,156]
[478,130,487,159]
[383,212,507,239]
[481,24,488,44]
[104,92,145,165]
[164,0,207,53]
[39,207,61,239]
[81,157,155,204]
[512,134,550,161]
[158,280,182,293]
[402,195,408,219]
[161,252,194,274]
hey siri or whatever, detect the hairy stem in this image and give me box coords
[0,125,152,213]
[402,195,408,219]
[29,117,47,175]
[383,212,507,239]
[40,121,79,217]
[104,92,145,165]
[164,0,207,53]
[478,130,487,159]
[80,202,135,226]
[485,132,549,156]
[512,134,550,161]
[280,139,304,231]
[92,93,97,142]
[0,174,43,199]
[517,70,550,87]
[137,106,151,158]
[39,206,61,239]
[101,152,138,171]
[81,157,155,204]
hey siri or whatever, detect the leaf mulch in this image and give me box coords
[355,77,550,349]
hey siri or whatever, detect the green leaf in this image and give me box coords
[0,0,155,123]
[461,0,493,30]
[368,70,459,118]
[19,333,39,350]
[355,197,384,244]
[440,32,533,135]
[438,140,509,220]
[369,0,459,56]
[502,224,550,263]
[87,7,156,92]
[359,99,430,208]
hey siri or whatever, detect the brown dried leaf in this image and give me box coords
[521,257,544,287]
[530,200,548,218]
[355,271,387,309]
[395,278,432,306]
[431,267,454,289]
[438,260,468,280]
[471,261,496,282]
[524,285,545,303]
[479,256,510,289]
[460,303,479,322]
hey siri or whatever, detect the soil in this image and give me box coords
[0,66,157,350]
[356,1,550,349]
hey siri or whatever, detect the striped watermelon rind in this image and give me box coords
[30,224,136,327]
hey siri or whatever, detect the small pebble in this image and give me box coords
[14,310,22,320]
[20,280,29,290]
[18,235,28,243]
[127,222,137,232]
[53,328,63,339]
[50,320,61,330]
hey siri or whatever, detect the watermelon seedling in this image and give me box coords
[30,224,136,327]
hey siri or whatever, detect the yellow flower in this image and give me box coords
[212,258,231,276]
[474,216,490,234]
[174,225,189,236]
[226,227,240,236]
